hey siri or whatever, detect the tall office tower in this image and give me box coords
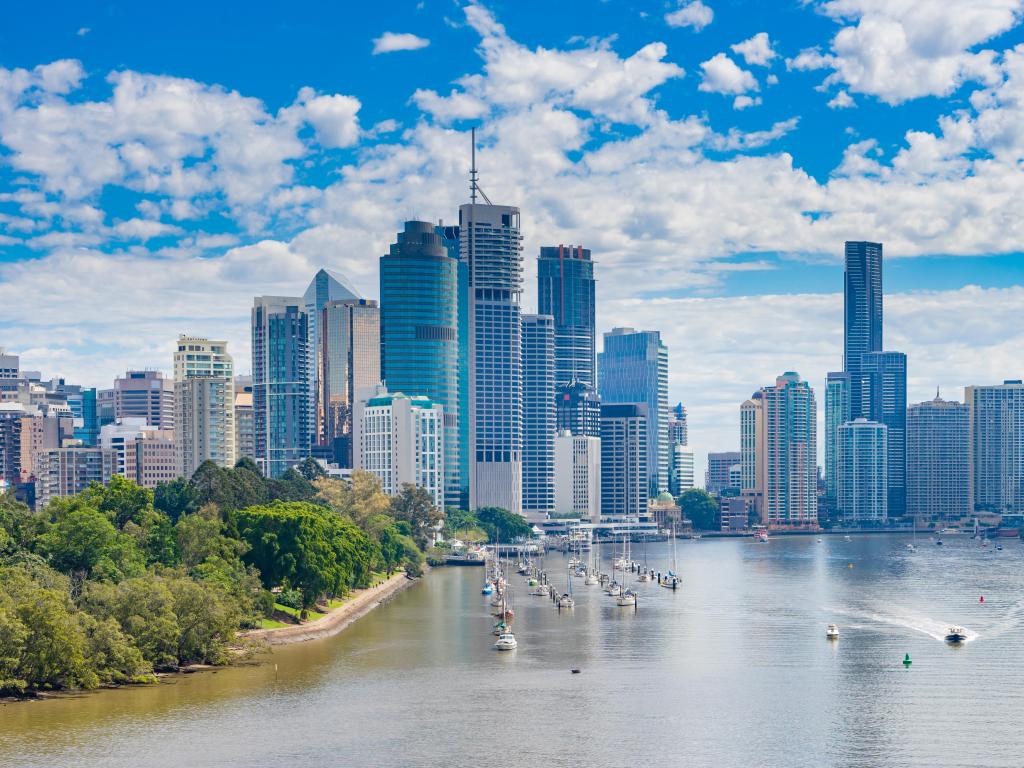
[318,298,380,466]
[303,268,362,445]
[460,161,524,513]
[554,431,601,521]
[740,393,763,496]
[555,381,601,437]
[173,336,235,478]
[966,380,1024,514]
[824,371,851,501]
[111,371,175,431]
[758,372,818,529]
[0,348,18,379]
[837,418,888,524]
[252,297,311,478]
[99,418,177,488]
[69,387,98,447]
[599,403,648,518]
[668,403,688,446]
[598,327,669,496]
[521,314,555,520]
[381,220,468,508]
[233,375,255,461]
[861,351,907,517]
[706,451,742,495]
[35,446,115,507]
[353,385,444,508]
[843,241,883,419]
[907,394,970,523]
[672,444,695,493]
[537,244,596,388]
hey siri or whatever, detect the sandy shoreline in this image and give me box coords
[241,571,419,646]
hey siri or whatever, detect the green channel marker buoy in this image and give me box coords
[903,653,912,667]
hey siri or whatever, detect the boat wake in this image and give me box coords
[826,606,979,643]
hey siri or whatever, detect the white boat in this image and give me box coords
[494,632,518,651]
[606,582,621,597]
[530,585,549,596]
[637,571,652,583]
[945,626,968,644]
[905,543,916,551]
[616,589,636,607]
[584,572,599,586]
[754,528,769,543]
[557,594,574,609]
[826,623,840,639]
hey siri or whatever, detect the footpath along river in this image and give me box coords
[2,533,1023,768]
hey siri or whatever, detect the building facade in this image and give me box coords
[757,373,818,529]
[599,403,648,518]
[174,336,235,478]
[110,371,175,431]
[553,431,601,522]
[824,371,851,501]
[706,451,742,495]
[380,220,468,508]
[555,381,601,437]
[234,375,255,461]
[860,351,907,517]
[100,418,177,488]
[353,385,444,508]
[537,245,596,388]
[906,394,970,523]
[598,328,669,496]
[966,380,1024,514]
[837,418,888,524]
[672,444,695,494]
[35,447,115,507]
[843,241,883,418]
[521,314,555,520]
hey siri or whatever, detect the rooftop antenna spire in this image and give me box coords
[469,126,492,206]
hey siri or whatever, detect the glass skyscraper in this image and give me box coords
[521,314,555,518]
[824,371,851,501]
[537,245,596,389]
[860,351,907,517]
[252,297,311,478]
[843,241,883,418]
[555,380,601,438]
[598,327,669,496]
[380,220,468,509]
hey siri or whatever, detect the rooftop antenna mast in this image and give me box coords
[470,127,492,206]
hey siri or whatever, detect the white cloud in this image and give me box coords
[733,95,762,110]
[372,32,431,55]
[76,27,90,37]
[828,90,855,108]
[294,90,362,148]
[665,0,714,31]
[731,32,776,66]
[699,53,759,95]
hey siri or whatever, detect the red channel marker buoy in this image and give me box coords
[980,596,984,603]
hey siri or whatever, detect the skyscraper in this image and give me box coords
[234,375,255,461]
[461,171,524,513]
[824,371,851,501]
[555,380,601,437]
[174,335,235,478]
[837,418,888,525]
[598,327,669,496]
[667,402,689,495]
[380,220,467,508]
[966,380,1024,514]
[843,241,883,418]
[668,403,688,446]
[706,451,742,495]
[553,431,601,521]
[110,371,175,431]
[537,245,596,388]
[672,444,695,493]
[861,351,907,517]
[521,314,555,520]
[906,394,970,523]
[600,403,648,518]
[318,298,380,466]
[252,296,311,478]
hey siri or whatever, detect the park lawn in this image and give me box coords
[257,617,291,629]
[273,602,326,622]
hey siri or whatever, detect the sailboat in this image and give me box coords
[637,533,652,582]
[661,520,680,589]
[557,562,575,608]
[906,516,917,551]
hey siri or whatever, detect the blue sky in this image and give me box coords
[1,0,1023,475]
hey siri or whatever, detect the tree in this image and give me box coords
[80,475,154,528]
[678,489,719,531]
[476,507,531,543]
[295,456,327,482]
[314,471,391,524]
[390,484,443,549]
[37,507,144,581]
[154,478,196,522]
[0,494,43,553]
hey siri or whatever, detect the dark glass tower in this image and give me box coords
[861,351,907,518]
[555,380,601,437]
[380,221,468,509]
[843,241,883,418]
[538,245,596,388]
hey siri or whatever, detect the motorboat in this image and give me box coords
[530,585,549,597]
[905,543,916,551]
[494,632,518,651]
[557,594,574,609]
[482,582,494,595]
[616,590,637,607]
[754,529,769,543]
[843,535,852,542]
[995,544,1004,551]
[826,623,840,640]
[936,539,944,546]
[945,626,968,644]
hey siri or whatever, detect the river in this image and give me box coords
[2,533,1022,767]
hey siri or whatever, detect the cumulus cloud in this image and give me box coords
[665,0,714,31]
[828,90,855,108]
[372,32,430,55]
[699,53,759,95]
[731,32,776,66]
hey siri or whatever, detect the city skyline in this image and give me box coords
[2,1,1024,483]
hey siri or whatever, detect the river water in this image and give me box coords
[2,533,1023,768]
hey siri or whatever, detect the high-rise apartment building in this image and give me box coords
[317,298,380,466]
[233,375,254,461]
[521,314,555,520]
[174,336,235,478]
[837,418,888,524]
[966,380,1024,514]
[555,381,601,438]
[353,385,444,508]
[706,451,742,495]
[252,296,311,478]
[598,328,669,496]
[906,394,970,523]
[861,351,907,517]
[100,418,177,488]
[843,241,883,418]
[600,403,648,518]
[668,403,688,446]
[460,191,523,513]
[554,431,601,522]
[672,444,695,494]
[110,371,175,431]
[380,220,468,508]
[35,446,115,507]
[537,245,596,388]
[824,371,851,501]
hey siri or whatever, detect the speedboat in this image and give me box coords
[557,594,574,609]
[494,632,518,651]
[945,626,967,644]
[936,539,944,546]
[826,623,840,640]
[995,544,1004,551]
[905,543,916,551]
[616,590,637,607]
[754,529,769,543]
[843,535,852,542]
[482,583,494,595]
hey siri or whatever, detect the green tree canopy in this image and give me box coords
[678,489,719,531]
[390,484,443,549]
[37,507,145,581]
[476,507,531,543]
[78,475,155,528]
[314,471,392,525]
[153,478,196,522]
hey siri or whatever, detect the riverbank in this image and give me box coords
[241,571,419,646]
